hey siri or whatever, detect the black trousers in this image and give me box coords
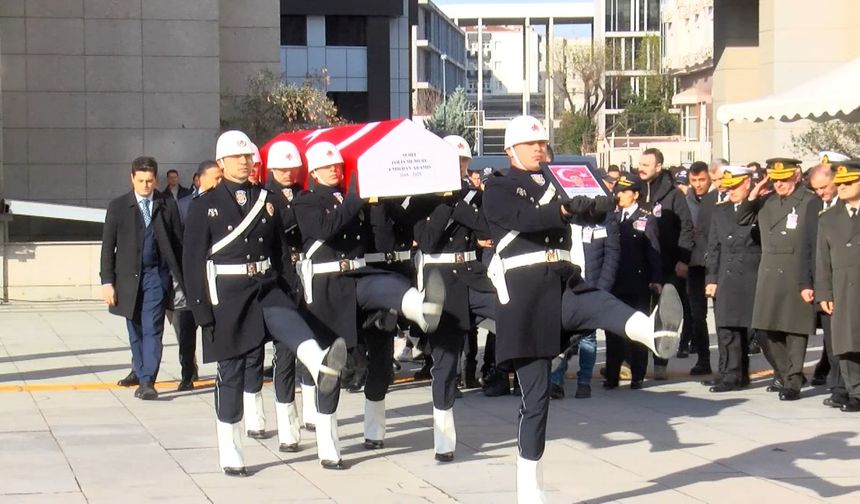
[170,309,198,381]
[765,331,808,392]
[716,327,750,385]
[273,342,314,403]
[355,273,411,312]
[462,287,497,378]
[605,292,651,384]
[560,287,636,337]
[216,344,265,424]
[364,326,395,402]
[512,358,551,461]
[687,266,711,366]
[430,333,462,410]
[817,314,846,396]
[654,275,691,367]
[839,353,860,399]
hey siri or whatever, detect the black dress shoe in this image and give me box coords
[223,466,248,477]
[455,387,463,399]
[574,384,591,399]
[766,385,781,392]
[629,380,644,390]
[263,366,274,379]
[136,383,158,400]
[710,382,741,393]
[602,380,618,390]
[413,363,432,381]
[840,399,860,412]
[701,378,721,386]
[811,376,827,386]
[247,430,267,439]
[748,340,762,354]
[434,452,454,462]
[822,396,847,408]
[779,389,801,401]
[304,423,316,432]
[690,364,712,376]
[321,459,347,470]
[549,383,565,400]
[117,371,139,387]
[279,443,300,453]
[676,349,690,359]
[363,438,384,450]
[177,379,194,392]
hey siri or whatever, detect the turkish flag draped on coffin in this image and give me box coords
[259,119,461,199]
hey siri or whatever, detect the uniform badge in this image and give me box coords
[358,209,365,221]
[653,202,662,218]
[516,187,528,197]
[266,202,275,217]
[333,192,344,203]
[531,174,545,186]
[207,208,218,218]
[282,188,294,202]
[634,217,647,232]
[235,190,248,207]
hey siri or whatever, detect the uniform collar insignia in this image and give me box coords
[282,187,294,201]
[333,192,344,203]
[235,189,248,206]
[530,174,545,186]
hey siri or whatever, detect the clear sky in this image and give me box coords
[434,0,592,38]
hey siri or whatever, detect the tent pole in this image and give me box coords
[721,122,730,161]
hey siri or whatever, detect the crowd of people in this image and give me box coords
[98,114,860,503]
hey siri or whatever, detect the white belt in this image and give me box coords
[414,250,478,290]
[364,251,412,264]
[205,258,272,306]
[502,249,571,270]
[311,258,367,274]
[424,251,477,265]
[488,249,572,305]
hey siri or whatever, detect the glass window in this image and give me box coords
[638,0,646,31]
[647,0,660,31]
[619,0,631,31]
[325,16,367,46]
[327,92,369,122]
[280,15,307,46]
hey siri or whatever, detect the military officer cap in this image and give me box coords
[720,165,755,189]
[765,157,801,180]
[613,174,642,193]
[675,169,689,185]
[832,159,860,185]
[819,151,850,165]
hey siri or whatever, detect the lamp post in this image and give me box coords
[440,53,448,128]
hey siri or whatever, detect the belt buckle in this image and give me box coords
[546,250,559,263]
[385,252,395,263]
[339,259,351,272]
[454,252,465,264]
[246,262,258,276]
[290,252,301,264]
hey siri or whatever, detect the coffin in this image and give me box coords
[260,119,462,198]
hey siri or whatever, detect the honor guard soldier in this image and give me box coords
[603,175,662,390]
[482,116,683,503]
[703,166,761,392]
[292,141,446,469]
[183,130,348,477]
[815,159,860,412]
[737,158,818,401]
[411,134,496,462]
[258,139,317,452]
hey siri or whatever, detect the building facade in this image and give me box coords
[411,0,466,117]
[712,0,860,163]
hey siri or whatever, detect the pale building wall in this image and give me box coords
[714,0,860,164]
[0,0,223,209]
[4,242,101,301]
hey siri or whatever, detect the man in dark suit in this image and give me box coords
[737,158,818,401]
[703,166,761,392]
[168,160,222,392]
[165,169,193,201]
[816,159,860,412]
[100,156,185,400]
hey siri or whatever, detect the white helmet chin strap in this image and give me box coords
[510,148,526,171]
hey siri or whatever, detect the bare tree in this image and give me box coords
[552,39,607,123]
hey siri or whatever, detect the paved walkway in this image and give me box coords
[0,303,858,503]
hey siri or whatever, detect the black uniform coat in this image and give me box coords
[265,179,304,294]
[611,206,662,298]
[182,181,293,363]
[293,184,383,348]
[100,190,185,320]
[414,181,494,332]
[705,201,761,328]
[737,187,817,334]
[483,167,576,366]
[815,201,860,355]
[690,190,718,268]
[638,170,695,275]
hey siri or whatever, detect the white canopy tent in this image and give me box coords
[716,57,860,158]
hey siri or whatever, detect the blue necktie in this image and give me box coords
[139,199,152,227]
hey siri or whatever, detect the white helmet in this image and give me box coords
[251,143,262,165]
[216,130,256,160]
[305,141,344,172]
[267,141,303,170]
[443,135,472,159]
[504,115,548,150]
